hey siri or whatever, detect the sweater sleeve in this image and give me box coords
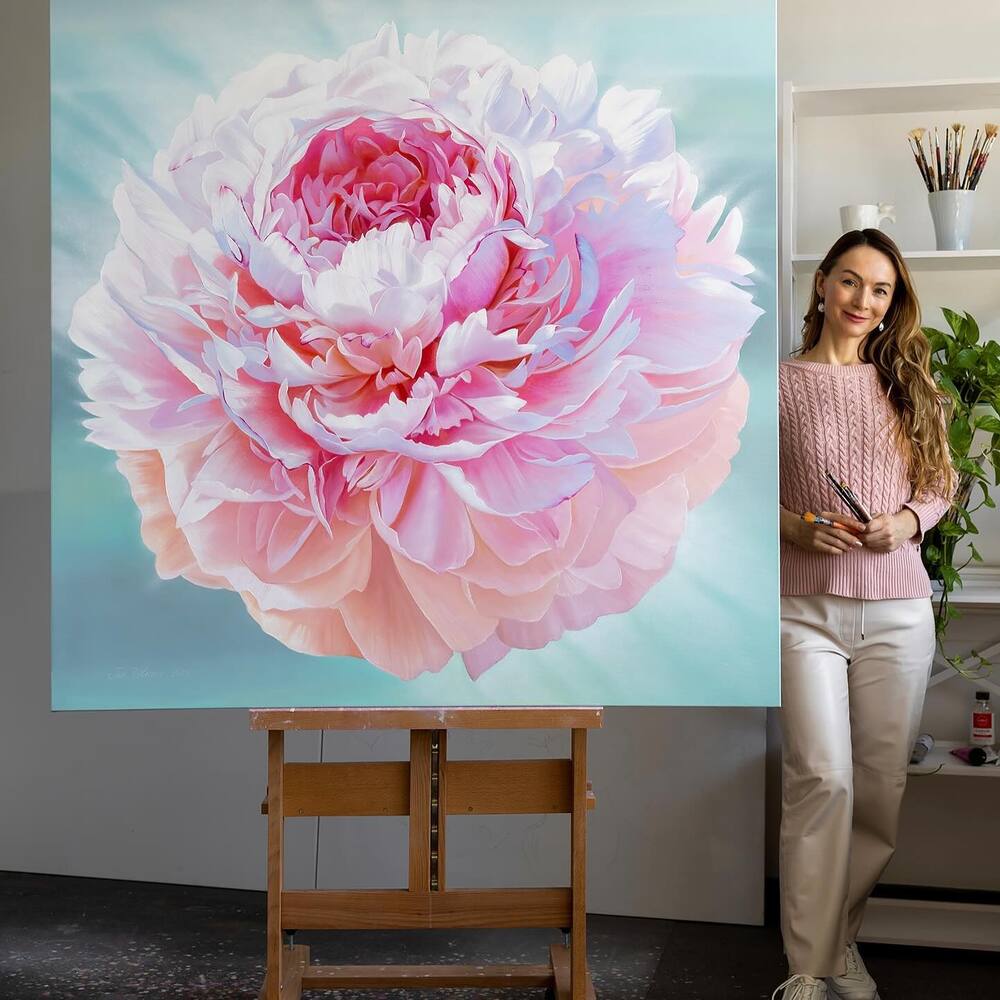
[903,491,953,544]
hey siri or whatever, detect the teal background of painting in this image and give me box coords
[51,0,778,709]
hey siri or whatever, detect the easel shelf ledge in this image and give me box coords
[249,705,604,730]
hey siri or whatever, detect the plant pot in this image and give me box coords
[928,190,976,251]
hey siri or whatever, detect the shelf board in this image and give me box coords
[932,572,1000,607]
[909,740,1000,778]
[793,78,1000,118]
[793,250,1000,274]
[860,897,1000,951]
[944,585,1000,607]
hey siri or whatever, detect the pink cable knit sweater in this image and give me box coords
[779,359,953,600]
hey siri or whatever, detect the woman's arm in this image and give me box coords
[902,492,953,544]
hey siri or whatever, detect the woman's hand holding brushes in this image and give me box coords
[795,510,866,555]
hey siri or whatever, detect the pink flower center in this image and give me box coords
[255,117,532,450]
[270,118,486,261]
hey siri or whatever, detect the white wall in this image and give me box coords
[780,2,1000,90]
[768,0,1000,891]
[0,0,766,924]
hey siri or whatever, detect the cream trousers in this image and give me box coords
[778,594,935,978]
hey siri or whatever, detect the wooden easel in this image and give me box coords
[251,707,602,999]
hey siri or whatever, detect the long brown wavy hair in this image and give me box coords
[796,228,956,500]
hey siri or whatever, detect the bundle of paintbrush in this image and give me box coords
[907,123,997,192]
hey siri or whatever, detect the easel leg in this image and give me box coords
[433,730,447,891]
[266,729,284,1000]
[571,728,587,1000]
[409,729,432,892]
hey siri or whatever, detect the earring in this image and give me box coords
[818,302,825,312]
[878,321,884,331]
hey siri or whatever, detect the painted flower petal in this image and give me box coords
[371,461,475,572]
[439,439,595,518]
[435,310,533,378]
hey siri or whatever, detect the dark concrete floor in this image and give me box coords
[1,871,997,999]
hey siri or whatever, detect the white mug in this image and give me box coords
[839,203,895,232]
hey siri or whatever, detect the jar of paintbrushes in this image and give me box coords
[907,123,996,250]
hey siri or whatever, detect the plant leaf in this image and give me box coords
[949,417,973,456]
[936,373,962,405]
[955,348,978,369]
[923,327,949,354]
[964,311,981,344]
[942,307,966,338]
[975,415,1000,434]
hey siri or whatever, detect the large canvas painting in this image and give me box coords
[51,0,778,708]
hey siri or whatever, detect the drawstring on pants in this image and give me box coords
[859,599,866,641]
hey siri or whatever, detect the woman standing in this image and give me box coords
[773,229,956,1000]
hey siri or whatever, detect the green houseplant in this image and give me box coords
[921,308,1000,676]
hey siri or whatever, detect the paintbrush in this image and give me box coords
[934,126,944,190]
[906,132,930,190]
[961,128,981,189]
[951,123,965,189]
[908,136,932,191]
[919,128,936,190]
[908,128,934,191]
[971,129,995,189]
[906,128,921,176]
[945,125,952,189]
[971,123,997,189]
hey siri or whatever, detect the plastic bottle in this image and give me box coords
[971,691,995,748]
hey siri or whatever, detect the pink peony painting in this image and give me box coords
[62,21,767,689]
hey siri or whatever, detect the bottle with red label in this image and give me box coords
[971,691,995,748]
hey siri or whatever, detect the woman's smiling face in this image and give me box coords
[817,245,897,342]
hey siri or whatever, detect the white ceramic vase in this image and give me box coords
[928,190,976,251]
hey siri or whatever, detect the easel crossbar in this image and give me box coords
[301,964,554,989]
[281,888,572,929]
[261,759,596,816]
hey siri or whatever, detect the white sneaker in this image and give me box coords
[772,974,828,1000]
[825,943,881,1000]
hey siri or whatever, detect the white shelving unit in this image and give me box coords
[860,741,1000,953]
[781,77,1000,951]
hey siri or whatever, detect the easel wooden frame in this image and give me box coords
[251,707,603,999]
